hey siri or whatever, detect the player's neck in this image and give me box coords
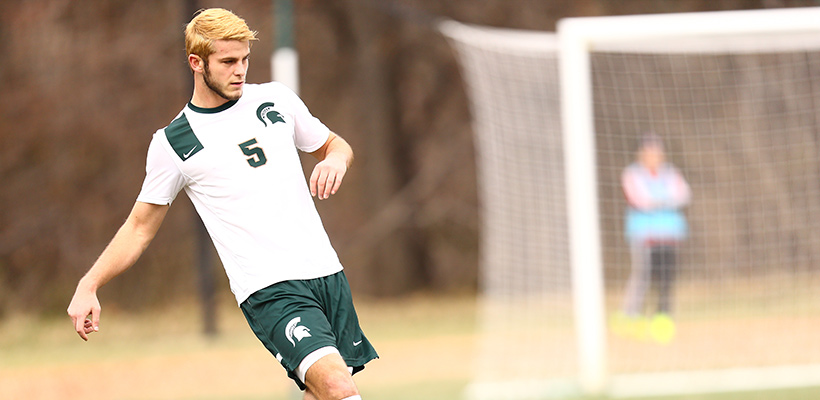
[190,76,238,109]
[190,87,231,109]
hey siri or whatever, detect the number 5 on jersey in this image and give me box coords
[239,138,267,167]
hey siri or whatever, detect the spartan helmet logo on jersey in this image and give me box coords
[285,316,312,347]
[256,102,285,127]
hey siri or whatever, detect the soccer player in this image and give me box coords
[66,8,377,400]
[614,133,690,343]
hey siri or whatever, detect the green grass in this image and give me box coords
[612,385,820,400]
[362,379,470,400]
[2,294,820,399]
[177,382,820,400]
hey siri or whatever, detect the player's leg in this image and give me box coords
[240,282,344,395]
[304,389,362,400]
[623,241,651,315]
[241,273,376,399]
[612,241,652,339]
[649,244,677,343]
[303,271,376,400]
[655,245,677,314]
[302,351,360,400]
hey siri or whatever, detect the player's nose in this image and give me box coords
[235,61,247,76]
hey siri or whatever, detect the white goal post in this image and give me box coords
[443,6,820,400]
[559,7,820,396]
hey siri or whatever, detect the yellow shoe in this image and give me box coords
[610,312,649,340]
[649,313,676,344]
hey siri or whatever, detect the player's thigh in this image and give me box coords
[241,283,338,380]
[315,272,378,370]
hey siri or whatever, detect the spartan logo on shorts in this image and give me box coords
[285,316,312,347]
[256,102,285,127]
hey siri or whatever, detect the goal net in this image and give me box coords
[442,7,820,399]
[440,22,577,399]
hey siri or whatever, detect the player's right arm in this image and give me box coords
[622,167,654,210]
[67,201,169,341]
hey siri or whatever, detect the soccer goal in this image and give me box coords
[442,7,820,399]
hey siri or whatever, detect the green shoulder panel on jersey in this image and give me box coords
[165,113,204,161]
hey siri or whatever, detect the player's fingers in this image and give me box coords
[321,173,336,199]
[316,168,330,199]
[72,314,89,341]
[83,319,95,334]
[309,168,320,197]
[330,169,345,196]
[310,165,331,198]
[90,306,101,333]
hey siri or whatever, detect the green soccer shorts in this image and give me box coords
[240,270,378,390]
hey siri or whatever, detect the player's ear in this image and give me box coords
[188,54,205,73]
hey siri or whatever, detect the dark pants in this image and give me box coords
[650,245,676,314]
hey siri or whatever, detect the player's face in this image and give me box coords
[202,40,250,101]
[640,144,665,171]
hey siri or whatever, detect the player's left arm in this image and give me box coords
[308,131,353,200]
[668,168,691,208]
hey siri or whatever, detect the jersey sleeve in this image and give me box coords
[276,83,330,153]
[136,132,187,205]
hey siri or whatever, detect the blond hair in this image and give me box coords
[185,8,258,62]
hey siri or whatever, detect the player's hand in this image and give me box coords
[310,155,347,200]
[67,288,101,341]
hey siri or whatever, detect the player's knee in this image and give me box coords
[304,387,360,400]
[302,352,358,400]
[311,369,357,399]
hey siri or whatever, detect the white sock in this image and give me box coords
[341,396,362,400]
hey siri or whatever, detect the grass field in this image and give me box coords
[1,294,819,399]
[0,294,475,400]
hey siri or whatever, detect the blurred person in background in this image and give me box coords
[612,133,691,344]
[67,8,376,400]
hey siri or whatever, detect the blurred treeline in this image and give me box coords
[0,0,813,317]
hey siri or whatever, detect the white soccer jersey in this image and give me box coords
[137,82,343,304]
